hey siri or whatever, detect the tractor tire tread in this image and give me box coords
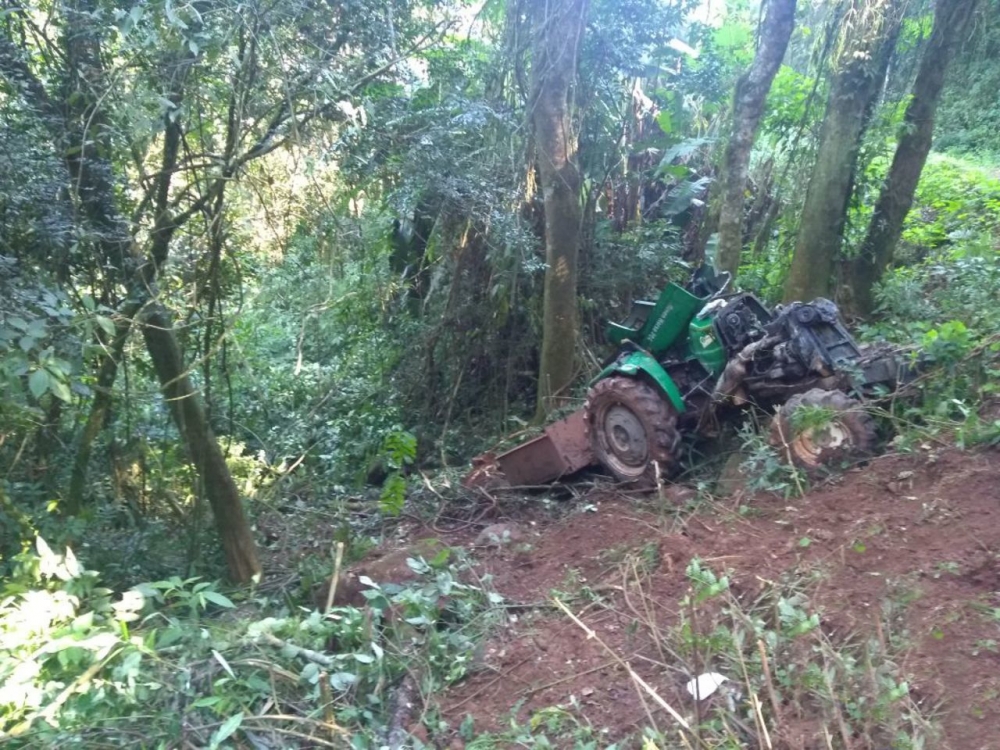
[769,388,877,476]
[584,376,680,486]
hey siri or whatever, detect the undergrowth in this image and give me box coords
[0,537,504,748]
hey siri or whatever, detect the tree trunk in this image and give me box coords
[531,0,589,417]
[783,0,903,303]
[142,305,261,583]
[716,0,797,278]
[847,0,979,316]
[66,309,137,514]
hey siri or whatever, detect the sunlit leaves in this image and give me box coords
[379,472,408,516]
[208,711,243,750]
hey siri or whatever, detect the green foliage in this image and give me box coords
[0,538,149,740]
[378,429,417,516]
[761,66,821,150]
[684,555,730,604]
[936,3,1000,160]
[1,537,502,746]
[0,261,80,412]
[736,421,806,499]
[865,224,1000,447]
[897,155,1000,256]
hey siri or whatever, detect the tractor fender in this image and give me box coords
[592,350,686,414]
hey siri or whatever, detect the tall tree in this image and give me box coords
[1,0,440,581]
[783,0,904,303]
[0,15,262,582]
[531,0,589,417]
[848,0,980,316]
[716,0,797,279]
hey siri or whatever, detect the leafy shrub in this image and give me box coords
[864,234,1000,446]
[1,537,503,747]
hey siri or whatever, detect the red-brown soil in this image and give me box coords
[429,446,1000,749]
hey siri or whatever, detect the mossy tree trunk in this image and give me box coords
[847,0,980,316]
[783,0,904,303]
[716,0,797,279]
[531,0,589,417]
[142,305,261,583]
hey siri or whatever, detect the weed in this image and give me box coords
[0,536,505,747]
[464,698,625,749]
[538,556,940,748]
[736,421,807,499]
[931,561,961,579]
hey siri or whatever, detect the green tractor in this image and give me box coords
[465,267,904,489]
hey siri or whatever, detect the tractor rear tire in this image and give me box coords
[769,388,877,476]
[584,377,680,486]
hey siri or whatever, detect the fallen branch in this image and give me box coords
[386,674,418,750]
[553,598,703,746]
[258,632,335,668]
[324,541,346,614]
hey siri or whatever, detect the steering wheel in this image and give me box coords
[689,265,732,300]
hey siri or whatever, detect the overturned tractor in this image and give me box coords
[466,267,906,488]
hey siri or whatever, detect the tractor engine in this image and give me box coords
[709,295,867,405]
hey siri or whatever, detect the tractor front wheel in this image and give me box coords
[769,388,877,475]
[584,377,680,485]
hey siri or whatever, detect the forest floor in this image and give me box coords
[448,444,999,749]
[264,443,1000,749]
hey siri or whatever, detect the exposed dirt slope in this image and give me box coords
[435,446,1000,749]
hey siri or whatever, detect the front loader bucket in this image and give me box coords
[463,409,594,488]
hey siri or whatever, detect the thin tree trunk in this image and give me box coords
[784,0,903,303]
[531,0,589,417]
[716,0,797,278]
[142,305,261,583]
[2,25,261,581]
[66,309,137,514]
[848,0,979,316]
[751,197,782,258]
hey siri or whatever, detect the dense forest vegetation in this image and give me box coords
[2,0,999,746]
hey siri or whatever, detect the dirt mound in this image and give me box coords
[435,446,1000,749]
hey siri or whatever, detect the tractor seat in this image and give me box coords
[607,300,655,345]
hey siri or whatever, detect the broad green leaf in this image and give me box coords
[330,672,357,691]
[202,590,236,608]
[191,696,222,708]
[209,712,243,749]
[95,315,115,336]
[50,378,72,403]
[28,369,50,398]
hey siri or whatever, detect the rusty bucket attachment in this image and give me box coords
[463,409,594,488]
